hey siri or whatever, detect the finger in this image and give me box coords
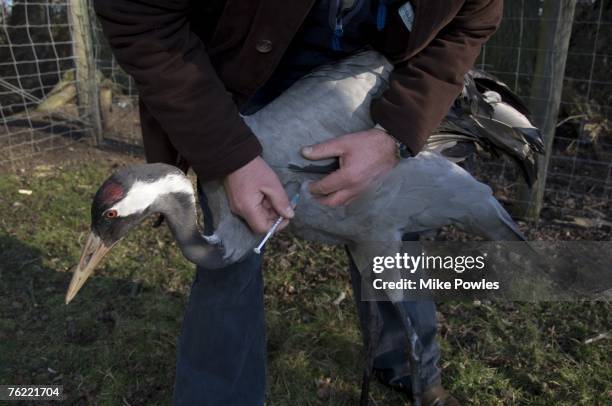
[301,137,347,160]
[261,183,294,219]
[316,189,356,207]
[277,219,290,232]
[262,199,272,211]
[264,206,280,224]
[309,170,348,196]
[242,204,274,234]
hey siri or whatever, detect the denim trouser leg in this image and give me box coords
[347,253,441,390]
[173,252,439,404]
[173,252,266,406]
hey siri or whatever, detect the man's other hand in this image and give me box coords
[301,129,398,207]
[224,156,294,234]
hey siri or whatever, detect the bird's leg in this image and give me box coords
[347,240,423,406]
[360,298,382,406]
[391,300,423,406]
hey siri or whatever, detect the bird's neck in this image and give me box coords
[158,192,225,268]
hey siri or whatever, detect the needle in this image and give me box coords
[253,193,300,254]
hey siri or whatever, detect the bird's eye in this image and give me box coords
[104,209,118,219]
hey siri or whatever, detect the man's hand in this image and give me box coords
[301,129,398,207]
[224,156,294,234]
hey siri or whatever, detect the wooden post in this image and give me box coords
[512,0,577,221]
[69,0,102,144]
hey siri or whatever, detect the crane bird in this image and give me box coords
[65,50,541,406]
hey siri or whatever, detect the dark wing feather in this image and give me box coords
[427,69,542,187]
[469,69,532,118]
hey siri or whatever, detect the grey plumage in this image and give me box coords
[193,52,531,405]
[112,51,536,264]
[70,50,540,406]
[199,51,528,266]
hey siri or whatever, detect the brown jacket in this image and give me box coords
[94,0,502,180]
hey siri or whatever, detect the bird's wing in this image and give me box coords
[471,116,539,186]
[469,68,532,117]
[458,74,494,118]
[380,153,527,241]
[342,167,410,221]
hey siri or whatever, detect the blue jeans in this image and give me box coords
[173,252,266,405]
[173,193,440,405]
[174,253,440,405]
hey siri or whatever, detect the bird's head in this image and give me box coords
[65,163,204,304]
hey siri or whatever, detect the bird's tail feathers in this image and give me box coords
[428,69,544,187]
[469,69,531,117]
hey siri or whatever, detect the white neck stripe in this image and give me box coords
[110,174,194,216]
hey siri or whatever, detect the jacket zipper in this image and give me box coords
[332,17,344,51]
[376,0,388,31]
[330,0,392,51]
[329,0,366,50]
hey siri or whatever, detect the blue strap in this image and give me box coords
[332,19,344,51]
[377,2,387,31]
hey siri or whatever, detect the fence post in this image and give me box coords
[69,0,102,144]
[512,0,577,221]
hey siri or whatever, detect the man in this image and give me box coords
[94,0,502,404]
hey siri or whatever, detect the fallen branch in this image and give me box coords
[553,217,612,229]
[36,83,77,112]
[584,332,610,345]
[332,291,346,305]
[33,70,77,112]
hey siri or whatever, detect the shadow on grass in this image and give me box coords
[0,233,188,404]
[0,234,374,405]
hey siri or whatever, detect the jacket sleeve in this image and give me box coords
[371,0,503,155]
[93,0,262,181]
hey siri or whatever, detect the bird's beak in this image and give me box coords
[65,232,113,304]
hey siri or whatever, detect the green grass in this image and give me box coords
[0,153,610,405]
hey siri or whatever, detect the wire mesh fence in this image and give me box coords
[0,0,92,166]
[474,0,611,223]
[0,0,610,224]
[89,0,140,148]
